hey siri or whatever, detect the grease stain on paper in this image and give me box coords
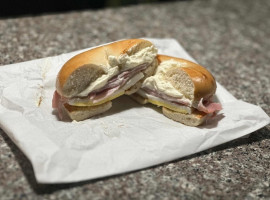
[35,58,52,107]
[36,84,44,107]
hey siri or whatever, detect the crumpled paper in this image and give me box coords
[0,38,269,184]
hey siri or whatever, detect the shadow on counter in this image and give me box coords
[0,0,190,18]
[1,126,269,195]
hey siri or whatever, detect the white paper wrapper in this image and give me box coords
[0,38,269,184]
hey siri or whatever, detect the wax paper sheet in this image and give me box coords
[0,38,269,183]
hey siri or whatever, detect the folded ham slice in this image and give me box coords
[197,98,222,114]
[52,91,65,119]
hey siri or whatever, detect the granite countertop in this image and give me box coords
[0,0,269,199]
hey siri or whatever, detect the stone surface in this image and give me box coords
[0,0,269,199]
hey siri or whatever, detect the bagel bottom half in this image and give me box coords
[162,107,207,127]
[62,101,112,121]
[130,93,207,126]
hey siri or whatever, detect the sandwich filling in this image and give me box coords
[67,63,149,105]
[137,87,221,114]
[53,62,151,110]
[135,59,222,115]
[76,45,157,97]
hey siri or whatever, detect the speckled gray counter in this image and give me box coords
[0,0,269,199]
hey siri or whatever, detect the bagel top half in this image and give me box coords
[56,39,158,98]
[155,55,217,102]
[135,54,218,114]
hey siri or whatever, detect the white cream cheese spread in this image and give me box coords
[142,60,185,98]
[77,45,157,97]
[77,66,119,97]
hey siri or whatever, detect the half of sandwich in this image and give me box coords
[52,39,158,121]
[132,55,222,126]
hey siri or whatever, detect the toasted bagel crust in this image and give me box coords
[157,55,216,101]
[63,101,112,121]
[56,39,154,97]
[162,107,207,126]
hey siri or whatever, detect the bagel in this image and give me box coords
[52,39,158,121]
[132,55,222,126]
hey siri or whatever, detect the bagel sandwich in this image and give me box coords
[131,55,222,126]
[52,39,158,121]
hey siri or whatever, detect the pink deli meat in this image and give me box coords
[141,87,191,107]
[197,98,222,114]
[141,87,222,114]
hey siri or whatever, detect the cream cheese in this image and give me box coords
[142,59,193,103]
[121,72,144,91]
[142,60,183,97]
[77,45,157,97]
[108,45,157,71]
[143,75,184,98]
[77,66,119,97]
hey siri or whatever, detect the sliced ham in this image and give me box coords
[141,87,191,107]
[197,98,222,114]
[88,85,121,103]
[52,91,67,119]
[52,91,67,109]
[52,91,59,109]
[141,87,222,114]
[91,63,148,94]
